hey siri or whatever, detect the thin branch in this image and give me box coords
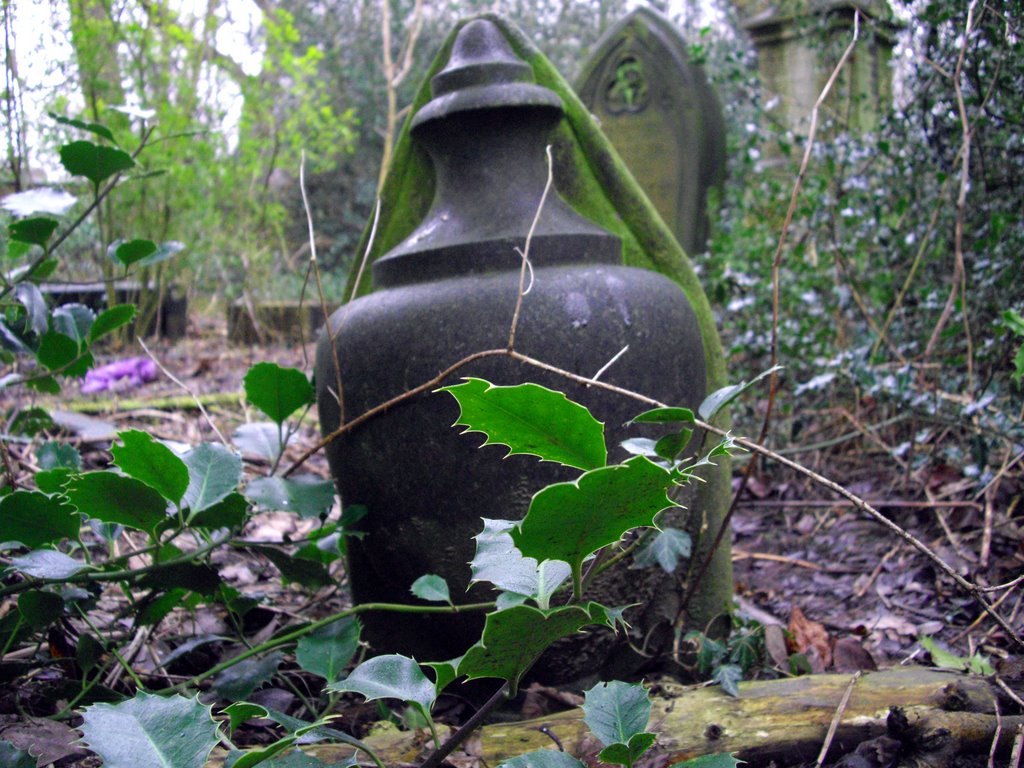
[815,671,861,768]
[138,337,227,445]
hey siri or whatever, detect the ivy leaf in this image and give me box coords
[9,550,88,579]
[245,476,335,518]
[113,239,157,267]
[244,363,314,425]
[698,366,782,422]
[183,443,242,514]
[65,472,168,532]
[88,304,136,343]
[295,617,360,684]
[441,378,607,470]
[498,752,587,768]
[410,574,451,603]
[583,681,652,747]
[632,528,692,573]
[112,430,190,505]
[80,692,219,768]
[512,456,674,588]
[59,140,134,186]
[712,663,744,697]
[458,603,610,693]
[9,217,59,247]
[328,654,436,717]
[0,490,80,548]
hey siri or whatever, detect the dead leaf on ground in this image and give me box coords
[788,606,833,671]
[832,636,878,672]
[0,716,86,765]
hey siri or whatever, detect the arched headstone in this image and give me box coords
[576,8,726,257]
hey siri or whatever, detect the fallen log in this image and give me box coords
[208,668,1021,767]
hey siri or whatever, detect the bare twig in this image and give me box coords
[138,337,227,445]
[508,145,553,350]
[815,671,861,768]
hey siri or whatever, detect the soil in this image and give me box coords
[2,312,1021,767]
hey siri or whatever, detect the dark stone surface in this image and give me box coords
[575,8,726,257]
[317,19,712,684]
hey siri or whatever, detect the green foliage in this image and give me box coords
[79,693,219,768]
[684,614,769,698]
[245,362,315,425]
[920,636,994,676]
[329,654,437,721]
[583,681,656,768]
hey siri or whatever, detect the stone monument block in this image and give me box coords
[576,7,726,258]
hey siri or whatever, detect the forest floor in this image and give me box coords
[5,310,1022,766]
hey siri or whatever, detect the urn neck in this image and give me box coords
[373,19,620,288]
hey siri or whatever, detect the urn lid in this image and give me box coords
[412,19,563,129]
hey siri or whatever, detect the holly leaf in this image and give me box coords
[469,518,570,609]
[244,363,314,425]
[0,490,80,547]
[295,618,360,684]
[244,476,335,518]
[512,456,674,587]
[88,304,136,343]
[183,443,242,514]
[441,378,607,470]
[498,752,586,768]
[583,681,652,747]
[112,430,190,505]
[65,472,168,531]
[113,239,157,267]
[410,574,451,604]
[59,141,134,186]
[9,217,59,247]
[327,654,436,717]
[9,550,88,579]
[80,692,218,768]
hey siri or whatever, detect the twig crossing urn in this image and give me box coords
[316,18,713,683]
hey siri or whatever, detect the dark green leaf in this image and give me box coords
[440,378,607,470]
[15,283,48,337]
[0,490,80,547]
[244,476,335,518]
[137,562,221,596]
[9,407,56,436]
[458,603,609,692]
[698,366,782,423]
[598,733,657,766]
[424,658,461,694]
[250,544,331,589]
[654,429,694,461]
[244,363,314,425]
[80,692,219,768]
[65,472,168,531]
[49,112,117,143]
[9,550,87,579]
[88,304,136,343]
[18,590,64,628]
[190,492,250,530]
[59,141,134,186]
[712,663,743,697]
[223,702,269,734]
[327,654,435,715]
[582,680,652,747]
[77,633,106,674]
[498,752,586,768]
[0,740,35,768]
[183,443,242,513]
[295,617,360,683]
[136,589,188,626]
[136,240,185,267]
[36,331,79,371]
[36,468,75,494]
[630,407,695,425]
[113,239,157,267]
[52,304,95,349]
[512,456,674,584]
[632,528,692,573]
[211,652,284,701]
[9,217,59,247]
[37,441,81,470]
[410,574,450,603]
[112,430,189,505]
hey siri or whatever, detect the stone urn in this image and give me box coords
[316,19,711,685]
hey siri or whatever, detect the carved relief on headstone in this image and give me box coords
[576,7,726,258]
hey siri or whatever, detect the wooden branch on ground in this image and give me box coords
[222,668,1018,768]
